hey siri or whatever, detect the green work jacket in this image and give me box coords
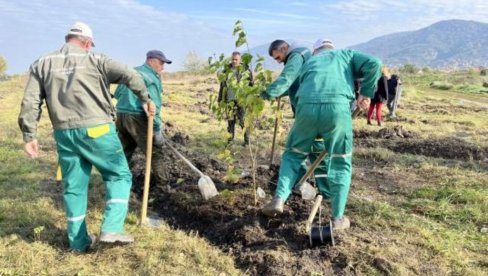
[264,46,311,108]
[19,43,150,142]
[115,63,163,131]
[296,49,382,105]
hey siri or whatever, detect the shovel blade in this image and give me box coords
[298,181,317,200]
[198,175,219,200]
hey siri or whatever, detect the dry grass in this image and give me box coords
[1,70,487,275]
[0,76,239,275]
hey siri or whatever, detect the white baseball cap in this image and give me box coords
[313,38,334,51]
[67,22,95,46]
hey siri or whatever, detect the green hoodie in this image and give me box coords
[115,63,163,131]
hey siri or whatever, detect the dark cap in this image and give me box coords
[146,50,172,64]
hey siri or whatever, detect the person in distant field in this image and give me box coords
[18,21,155,252]
[115,50,172,187]
[367,66,389,126]
[261,37,382,231]
[387,74,402,118]
[217,51,252,145]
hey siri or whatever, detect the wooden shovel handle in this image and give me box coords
[270,97,281,165]
[140,115,154,225]
[295,150,327,188]
[306,195,323,232]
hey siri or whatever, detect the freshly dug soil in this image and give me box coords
[354,126,488,161]
[130,138,348,275]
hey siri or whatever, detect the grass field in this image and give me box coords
[0,70,487,275]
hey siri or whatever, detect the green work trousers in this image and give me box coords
[115,113,168,186]
[275,103,353,219]
[54,123,132,251]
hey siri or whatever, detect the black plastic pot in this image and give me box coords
[309,221,335,246]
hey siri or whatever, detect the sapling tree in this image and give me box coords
[209,20,275,204]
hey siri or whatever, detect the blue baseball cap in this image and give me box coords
[146,50,172,64]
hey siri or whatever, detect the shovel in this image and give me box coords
[352,106,362,118]
[140,115,154,226]
[269,97,281,165]
[294,149,328,200]
[164,140,219,200]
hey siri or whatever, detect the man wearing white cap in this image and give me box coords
[115,50,173,187]
[313,38,335,54]
[19,21,155,252]
[262,37,381,231]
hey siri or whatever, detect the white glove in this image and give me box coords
[154,131,165,147]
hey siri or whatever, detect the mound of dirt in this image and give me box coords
[354,125,416,139]
[389,138,488,161]
[150,184,347,275]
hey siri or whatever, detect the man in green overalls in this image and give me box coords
[18,22,155,252]
[115,50,172,188]
[261,40,329,212]
[262,39,381,230]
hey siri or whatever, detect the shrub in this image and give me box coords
[400,64,418,74]
[430,81,453,90]
[183,51,211,74]
[422,66,431,73]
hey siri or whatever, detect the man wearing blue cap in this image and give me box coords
[115,50,172,188]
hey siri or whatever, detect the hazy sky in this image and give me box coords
[1,0,487,73]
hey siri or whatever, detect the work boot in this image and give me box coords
[99,232,134,244]
[69,234,97,253]
[332,216,350,230]
[262,196,284,217]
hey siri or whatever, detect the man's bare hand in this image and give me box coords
[357,95,371,110]
[143,101,156,117]
[25,139,39,158]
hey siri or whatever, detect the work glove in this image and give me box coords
[143,101,156,117]
[154,130,165,147]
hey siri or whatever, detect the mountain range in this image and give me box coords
[249,19,488,70]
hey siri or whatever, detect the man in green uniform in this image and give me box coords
[18,22,155,252]
[115,50,172,187]
[262,39,381,230]
[261,40,330,208]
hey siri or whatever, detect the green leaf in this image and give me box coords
[256,54,264,63]
[232,26,242,36]
[235,32,247,48]
[254,63,262,73]
[241,53,252,65]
